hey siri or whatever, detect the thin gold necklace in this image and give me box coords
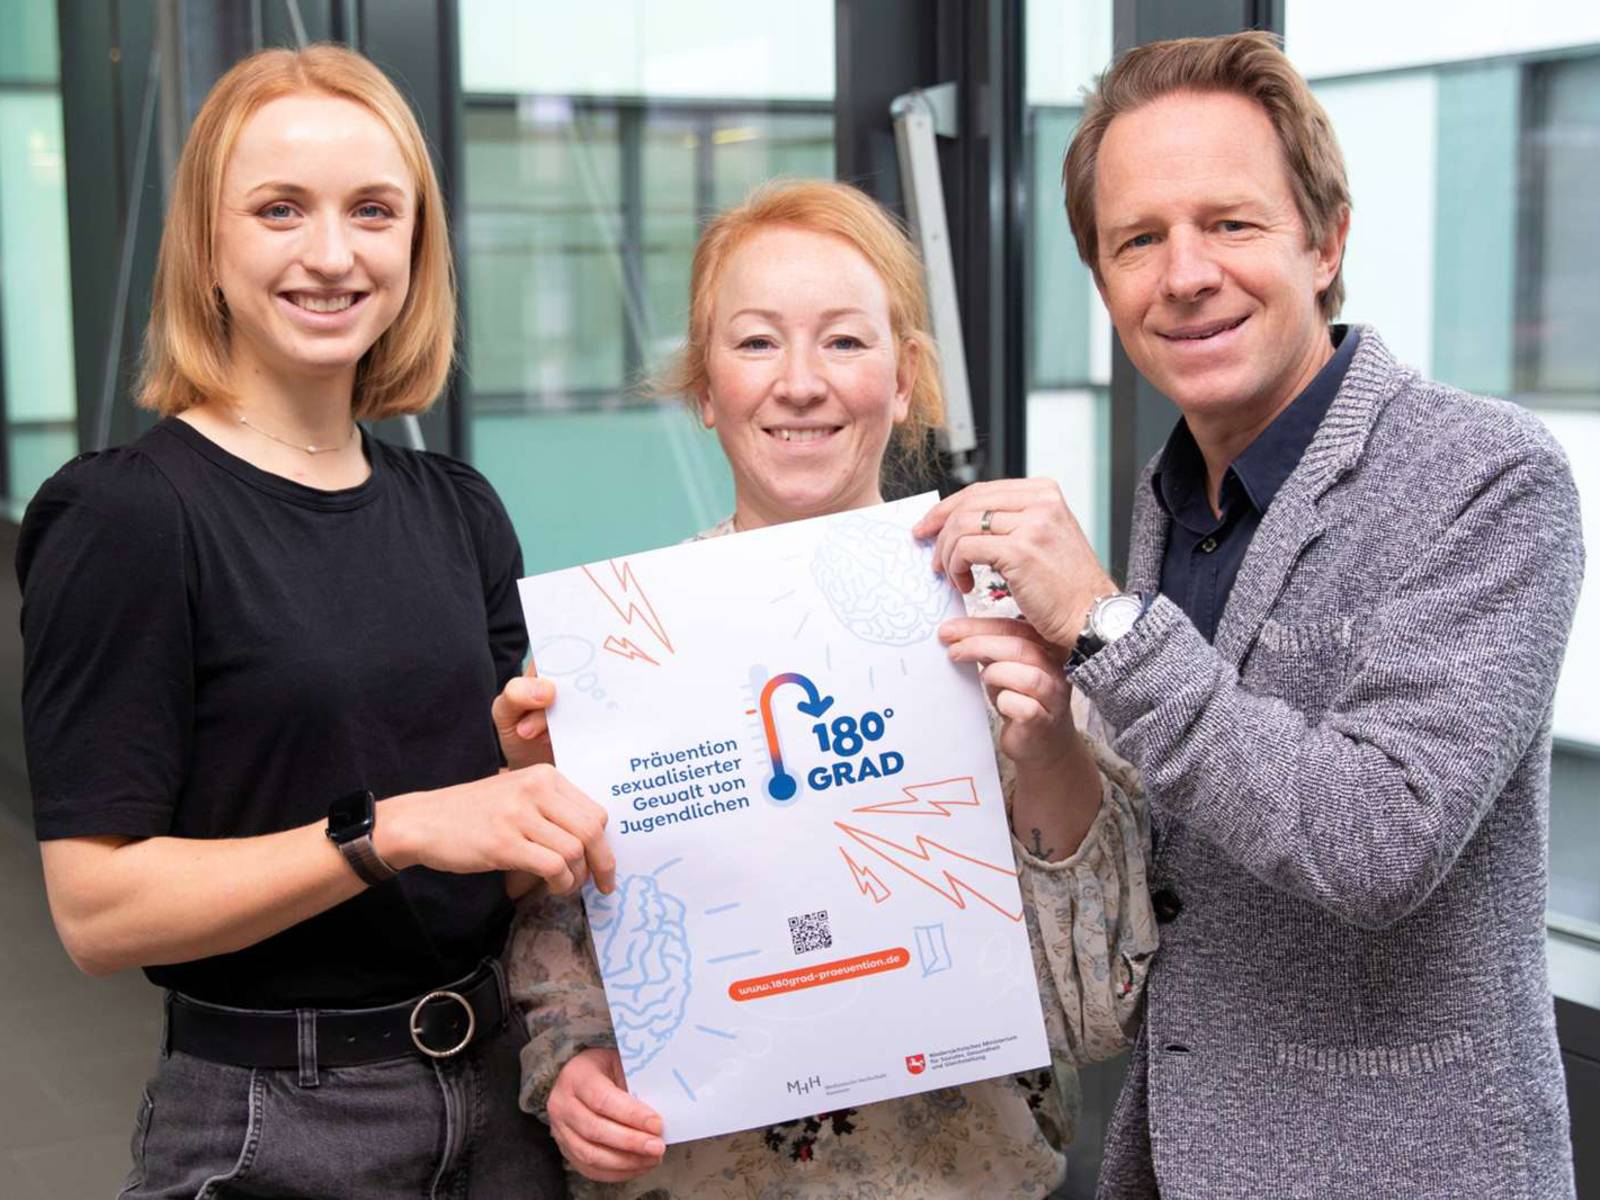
[233,409,358,455]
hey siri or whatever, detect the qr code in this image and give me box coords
[788,910,832,955]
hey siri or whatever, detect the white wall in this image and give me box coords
[1311,73,1437,376]
[1288,0,1600,80]
[460,0,834,99]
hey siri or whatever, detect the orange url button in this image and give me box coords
[728,947,911,1002]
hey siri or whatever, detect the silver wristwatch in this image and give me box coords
[1069,592,1147,668]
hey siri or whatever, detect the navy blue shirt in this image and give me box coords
[1153,326,1359,642]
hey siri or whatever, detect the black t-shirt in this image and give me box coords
[17,418,528,1008]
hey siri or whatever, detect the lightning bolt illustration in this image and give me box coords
[838,847,892,904]
[834,821,1023,922]
[602,635,661,666]
[852,776,981,818]
[583,560,674,658]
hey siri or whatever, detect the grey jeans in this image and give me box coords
[118,971,565,1199]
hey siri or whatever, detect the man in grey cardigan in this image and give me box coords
[917,31,1583,1199]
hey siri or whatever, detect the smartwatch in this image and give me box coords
[326,788,398,886]
[1069,591,1148,668]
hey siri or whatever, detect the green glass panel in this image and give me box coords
[0,0,58,84]
[641,120,699,201]
[6,423,75,516]
[639,118,699,374]
[1029,107,1092,388]
[464,104,627,398]
[462,99,825,576]
[467,247,623,397]
[0,92,77,435]
[1432,63,1518,398]
[711,113,832,208]
[642,242,693,375]
[472,407,734,573]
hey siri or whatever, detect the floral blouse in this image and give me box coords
[507,518,1157,1200]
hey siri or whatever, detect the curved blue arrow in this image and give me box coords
[759,672,834,801]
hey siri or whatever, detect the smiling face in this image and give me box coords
[213,92,415,391]
[701,226,915,529]
[1093,89,1345,435]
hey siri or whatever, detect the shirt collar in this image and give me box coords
[1151,420,1221,534]
[1153,325,1359,525]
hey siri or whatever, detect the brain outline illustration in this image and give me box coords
[589,874,693,1073]
[811,516,952,646]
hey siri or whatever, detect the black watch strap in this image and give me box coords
[339,835,398,886]
[1069,591,1150,669]
[327,789,399,885]
[1068,633,1104,670]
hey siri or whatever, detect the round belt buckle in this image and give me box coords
[409,989,476,1059]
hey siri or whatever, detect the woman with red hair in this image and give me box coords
[498,180,1156,1199]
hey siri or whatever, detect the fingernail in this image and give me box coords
[647,1139,665,1155]
[517,720,536,738]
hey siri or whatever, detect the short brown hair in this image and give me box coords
[655,179,944,458]
[139,44,455,419]
[1063,30,1350,318]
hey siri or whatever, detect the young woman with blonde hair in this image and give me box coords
[496,180,1156,1199]
[18,44,610,1198]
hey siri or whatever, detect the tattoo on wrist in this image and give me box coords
[1029,827,1056,860]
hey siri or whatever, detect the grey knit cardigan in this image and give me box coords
[1072,328,1584,1199]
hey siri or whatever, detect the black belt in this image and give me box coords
[165,960,507,1069]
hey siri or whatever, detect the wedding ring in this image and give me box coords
[980,509,995,534]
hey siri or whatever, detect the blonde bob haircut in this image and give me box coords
[656,179,944,462]
[139,43,454,419]
[1063,30,1351,319]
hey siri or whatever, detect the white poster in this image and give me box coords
[517,494,1050,1144]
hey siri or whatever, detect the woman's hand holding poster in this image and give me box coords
[517,495,1050,1144]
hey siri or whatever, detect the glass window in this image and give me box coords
[1522,53,1600,934]
[1522,55,1600,399]
[463,102,627,402]
[0,0,76,518]
[1025,8,1123,1194]
[1287,3,1600,935]
[457,1,834,572]
[0,0,57,84]
[1025,0,1113,563]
